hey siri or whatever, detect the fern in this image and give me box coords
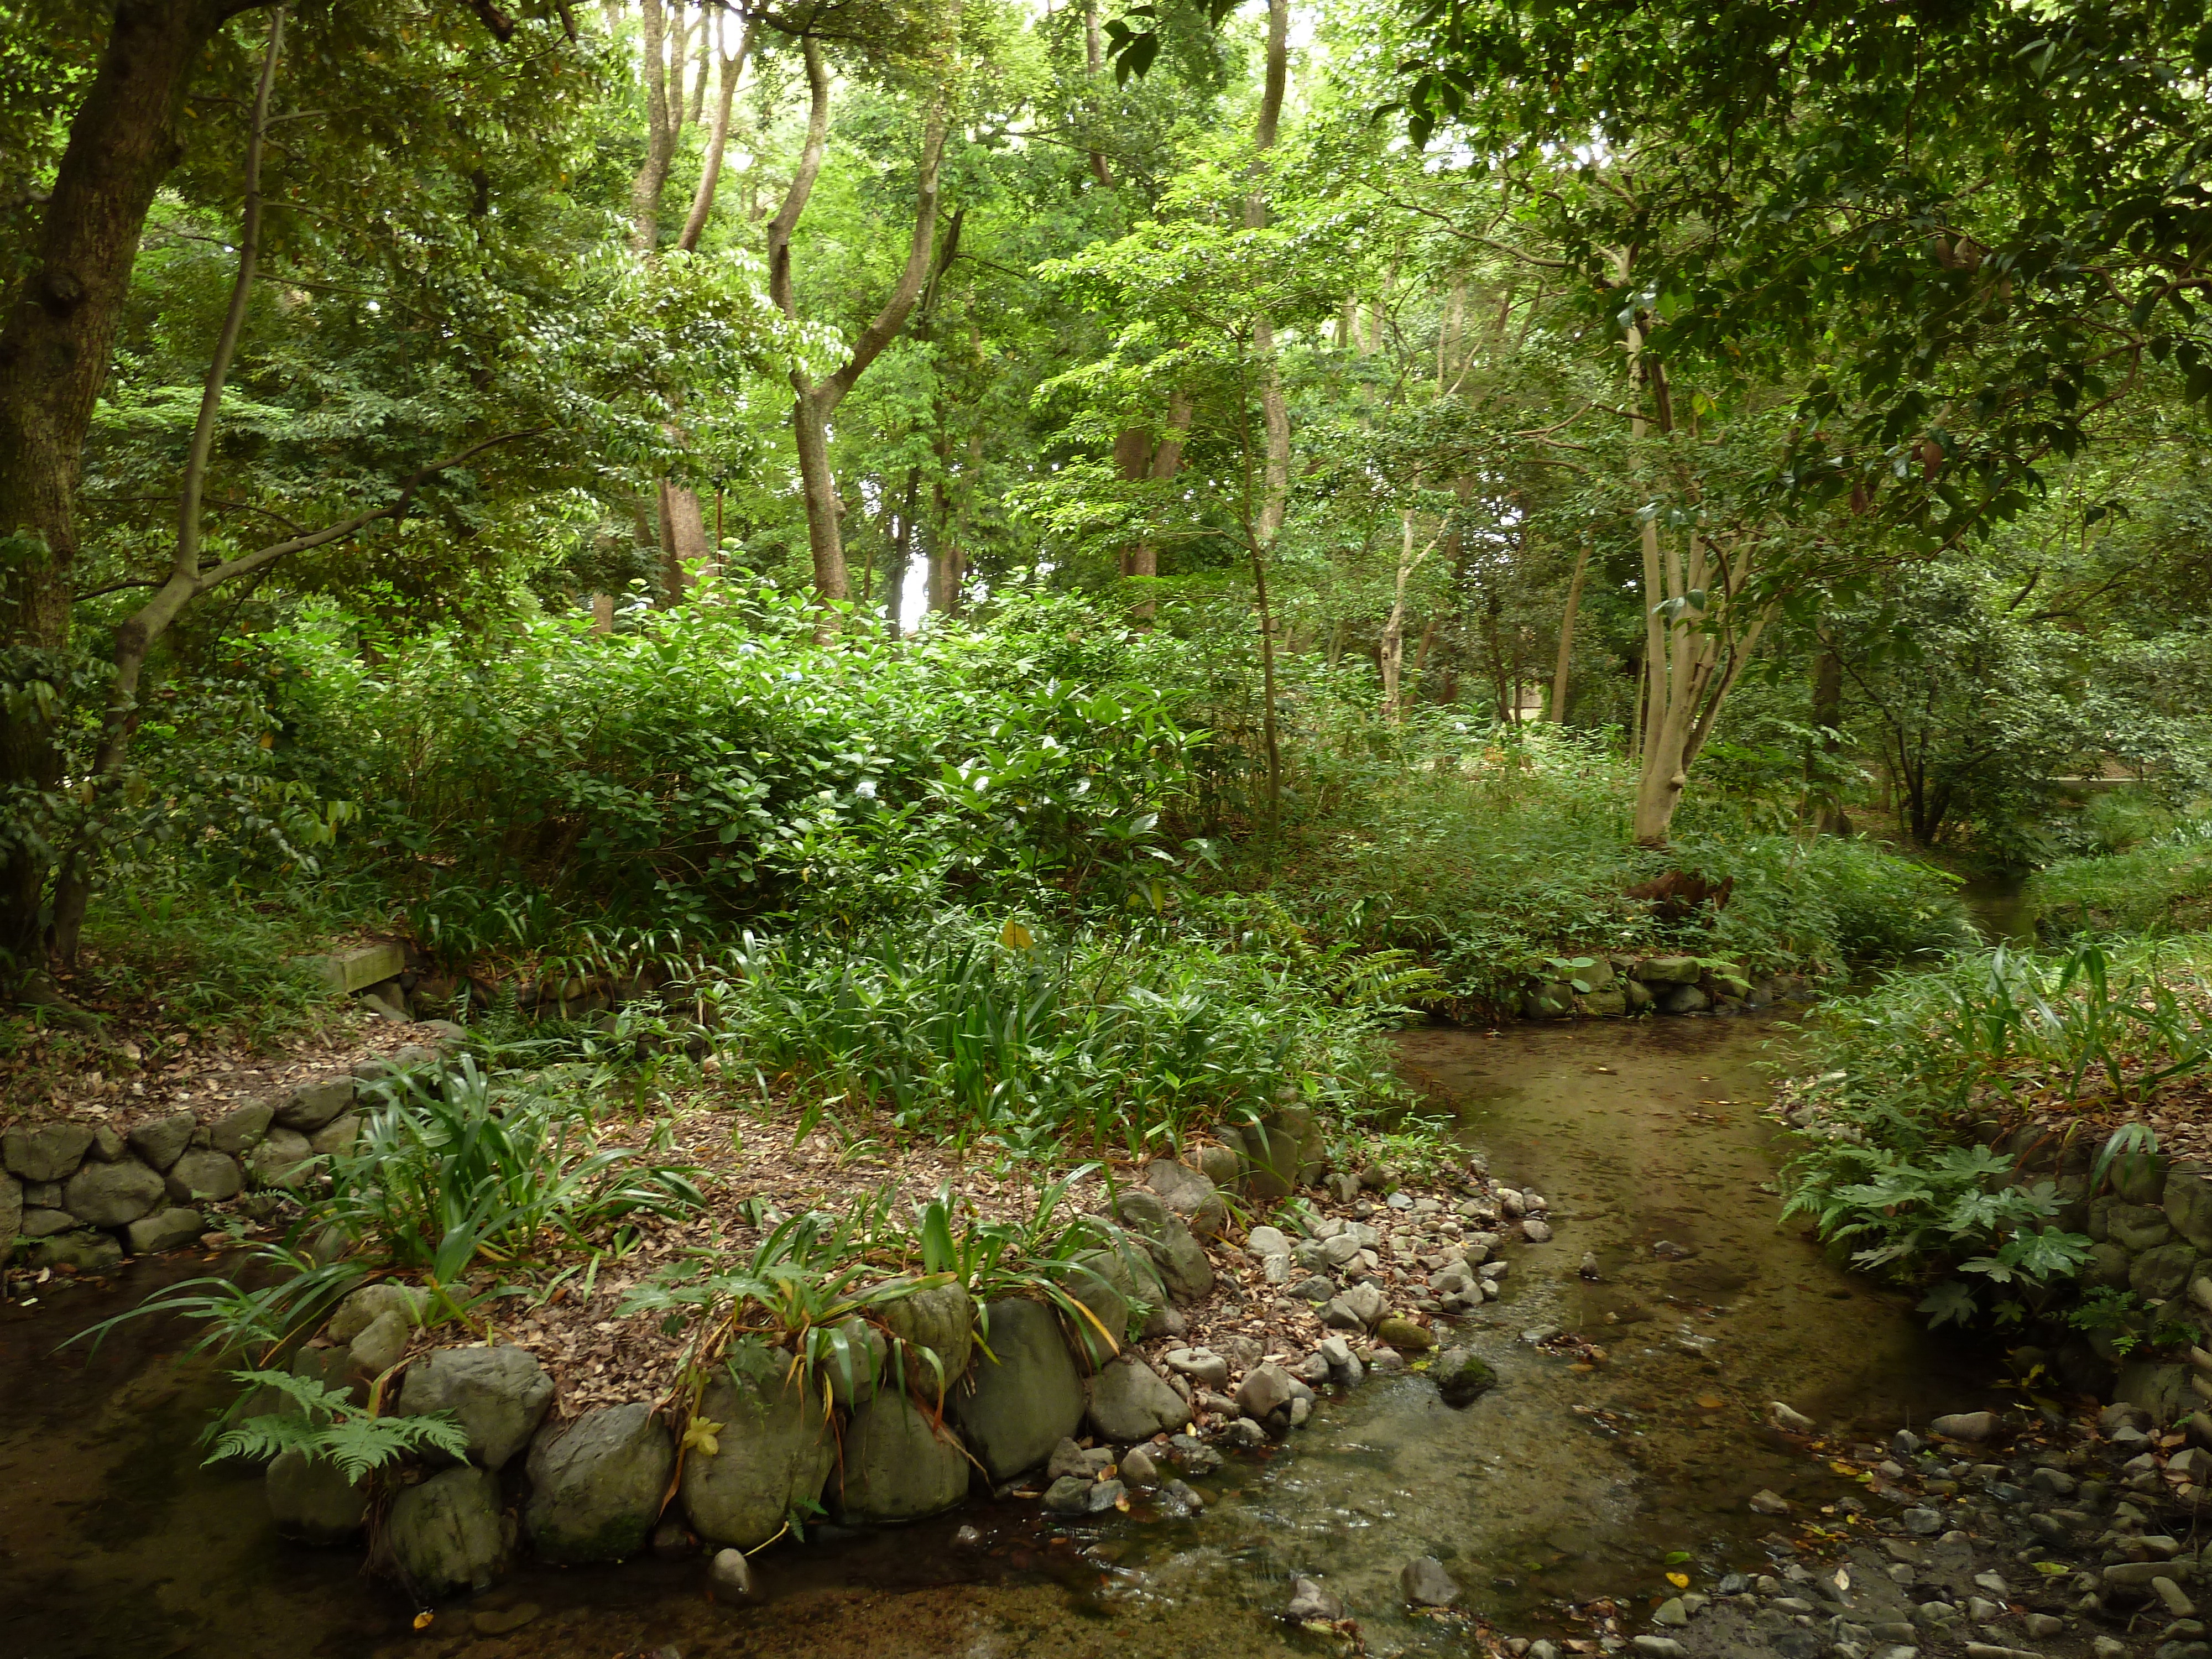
[205,1369,469,1481]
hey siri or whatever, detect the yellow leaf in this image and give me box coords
[413,1612,435,1630]
[683,1415,724,1457]
[1695,1395,1724,1410]
[1666,1573,1689,1590]
[1000,919,1034,949]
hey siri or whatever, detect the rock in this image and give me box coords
[1239,1100,1328,1196]
[399,1345,554,1470]
[1631,1641,1686,1659]
[1375,1314,1435,1352]
[1163,1347,1230,1389]
[1087,1354,1192,1442]
[266,1447,369,1543]
[1928,1411,2001,1442]
[1658,984,1710,1015]
[1770,1401,1817,1433]
[2,1123,95,1183]
[246,1126,314,1188]
[2156,1578,2198,1618]
[1287,1576,1344,1622]
[1900,1506,1943,1534]
[309,1113,361,1159]
[1749,1489,1791,1515]
[2116,1361,2189,1425]
[2108,1562,2180,1587]
[651,1518,694,1558]
[274,1076,357,1133]
[471,1605,541,1636]
[1223,1416,1267,1447]
[1048,1439,1111,1479]
[125,1206,204,1255]
[388,1464,508,1598]
[1524,982,1575,1020]
[709,1547,754,1601]
[1119,1444,1159,1486]
[1062,1242,1170,1358]
[1634,955,1701,984]
[1145,1159,1228,1238]
[1401,1556,1459,1606]
[1433,1348,1498,1407]
[680,1362,835,1550]
[1522,1218,1554,1243]
[2112,1202,2178,1253]
[1246,1224,1293,1260]
[304,940,406,995]
[524,1402,674,1563]
[2135,1243,2201,1301]
[30,1230,123,1273]
[208,1101,274,1157]
[60,1158,164,1228]
[1654,1597,1688,1626]
[1193,1143,1240,1187]
[837,1390,969,1522]
[2168,1175,2212,1251]
[1113,1191,1214,1303]
[1236,1362,1298,1429]
[20,1206,74,1237]
[348,1308,411,1380]
[0,1170,17,1252]
[2112,1150,2171,1205]
[330,1282,428,1347]
[951,1297,1086,1480]
[163,1149,242,1204]
[126,1111,197,1172]
[879,1279,975,1402]
[1042,1475,1094,1514]
[1289,1274,1333,1303]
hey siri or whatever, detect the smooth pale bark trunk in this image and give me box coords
[1808,648,1849,833]
[1381,510,1436,724]
[1245,0,1291,548]
[629,0,679,254]
[769,41,948,608]
[0,0,252,967]
[1547,535,1590,722]
[1082,1,1112,188]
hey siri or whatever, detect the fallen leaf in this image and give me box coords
[1695,1395,1724,1410]
[1666,1573,1689,1590]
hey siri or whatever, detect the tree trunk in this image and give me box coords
[1245,0,1291,547]
[1808,646,1849,834]
[677,18,753,253]
[1082,1,1113,188]
[768,41,948,609]
[629,0,680,255]
[0,0,259,969]
[1547,533,1590,722]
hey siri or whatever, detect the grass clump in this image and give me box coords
[2029,823,2212,938]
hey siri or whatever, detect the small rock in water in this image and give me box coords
[1286,1576,1344,1621]
[1578,1254,1601,1279]
[1651,1240,1691,1259]
[1120,1444,1159,1487]
[1747,1489,1791,1515]
[1769,1401,1816,1433]
[651,1518,694,1559]
[1653,1597,1688,1626]
[1900,1507,1944,1535]
[1631,1640,1687,1659]
[1043,1476,1095,1514]
[1716,1574,1748,1595]
[471,1604,541,1636]
[709,1548,753,1601]
[1929,1411,2001,1443]
[1369,1349,1405,1374]
[1400,1556,1459,1606]
[1521,1218,1554,1243]
[1224,1417,1268,1448]
[1893,1429,1924,1457]
[954,1525,983,1547]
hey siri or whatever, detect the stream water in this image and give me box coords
[0,1016,1997,1659]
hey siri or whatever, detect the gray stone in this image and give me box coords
[30,1229,122,1272]
[1625,978,1655,1011]
[2,1123,95,1183]
[61,1157,164,1227]
[302,940,406,994]
[398,1345,554,1470]
[2112,1202,2177,1253]
[951,1297,1085,1480]
[822,1315,889,1407]
[1633,954,1701,984]
[1162,1347,1230,1389]
[348,1308,411,1380]
[2114,1151,2172,1206]
[125,1206,204,1255]
[1401,1556,1459,1606]
[163,1149,242,1204]
[524,1402,673,1563]
[1042,1475,1095,1514]
[1062,1241,1169,1359]
[1580,988,1630,1016]
[0,1170,17,1252]
[1087,1354,1191,1442]
[1523,983,1574,1020]
[1114,1191,1214,1303]
[2169,1174,2212,1251]
[328,1282,426,1345]
[2135,1243,2201,1301]
[1434,1347,1499,1407]
[1290,1274,1333,1302]
[1245,1225,1293,1261]
[1929,1411,2002,1442]
[1658,983,1710,1015]
[2085,1240,2133,1287]
[680,1362,835,1550]
[837,1391,969,1522]
[309,1113,361,1159]
[1236,1362,1298,1428]
[709,1546,753,1601]
[1287,1576,1344,1622]
[246,1126,314,1188]
[2117,1362,2190,1425]
[208,1101,273,1157]
[1145,1159,1228,1238]
[1631,1642,1687,1659]
[1901,1507,1943,1535]
[275,1076,357,1133]
[388,1464,508,1597]
[266,1448,369,1544]
[1048,1438,1114,1479]
[1192,1143,1240,1187]
[126,1111,197,1172]
[1119,1444,1159,1486]
[878,1279,974,1402]
[1376,1314,1435,1351]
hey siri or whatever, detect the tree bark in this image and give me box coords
[629,0,681,255]
[677,17,754,253]
[1808,646,1849,834]
[768,40,948,607]
[1082,1,1113,189]
[1547,533,1590,722]
[1245,0,1291,546]
[0,0,266,969]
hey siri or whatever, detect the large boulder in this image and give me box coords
[30,1230,122,1274]
[1657,984,1710,1015]
[164,1149,242,1204]
[399,1345,554,1470]
[950,1297,1084,1481]
[1145,1160,1228,1239]
[1433,1348,1499,1407]
[1632,955,1700,985]
[126,1206,204,1255]
[388,1464,509,1598]
[2116,1360,2190,1425]
[679,1357,835,1550]
[1113,1190,1213,1304]
[879,1280,975,1403]
[274,1076,356,1133]
[126,1111,198,1172]
[330,1282,430,1347]
[62,1159,165,1228]
[836,1391,970,1522]
[524,1402,672,1564]
[1084,1354,1190,1442]
[1061,1240,1171,1363]
[2,1123,95,1183]
[2169,1170,2212,1252]
[266,1448,369,1544]
[208,1102,273,1157]
[246,1128,315,1188]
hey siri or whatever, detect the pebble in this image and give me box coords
[1652,1597,1688,1626]
[1901,1507,1944,1535]
[1286,1576,1344,1621]
[709,1548,753,1601]
[1521,1218,1553,1243]
[2159,1579,2200,1618]
[1748,1489,1790,1515]
[1631,1640,1686,1659]
[1401,1556,1459,1606]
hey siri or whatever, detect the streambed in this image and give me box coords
[0,1016,1995,1659]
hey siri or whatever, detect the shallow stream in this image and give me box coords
[0,1016,1996,1659]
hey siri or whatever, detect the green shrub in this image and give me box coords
[2030,823,2212,937]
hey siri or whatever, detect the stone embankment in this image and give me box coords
[1521,954,1812,1021]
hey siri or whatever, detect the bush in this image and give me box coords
[2030,822,2212,937]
